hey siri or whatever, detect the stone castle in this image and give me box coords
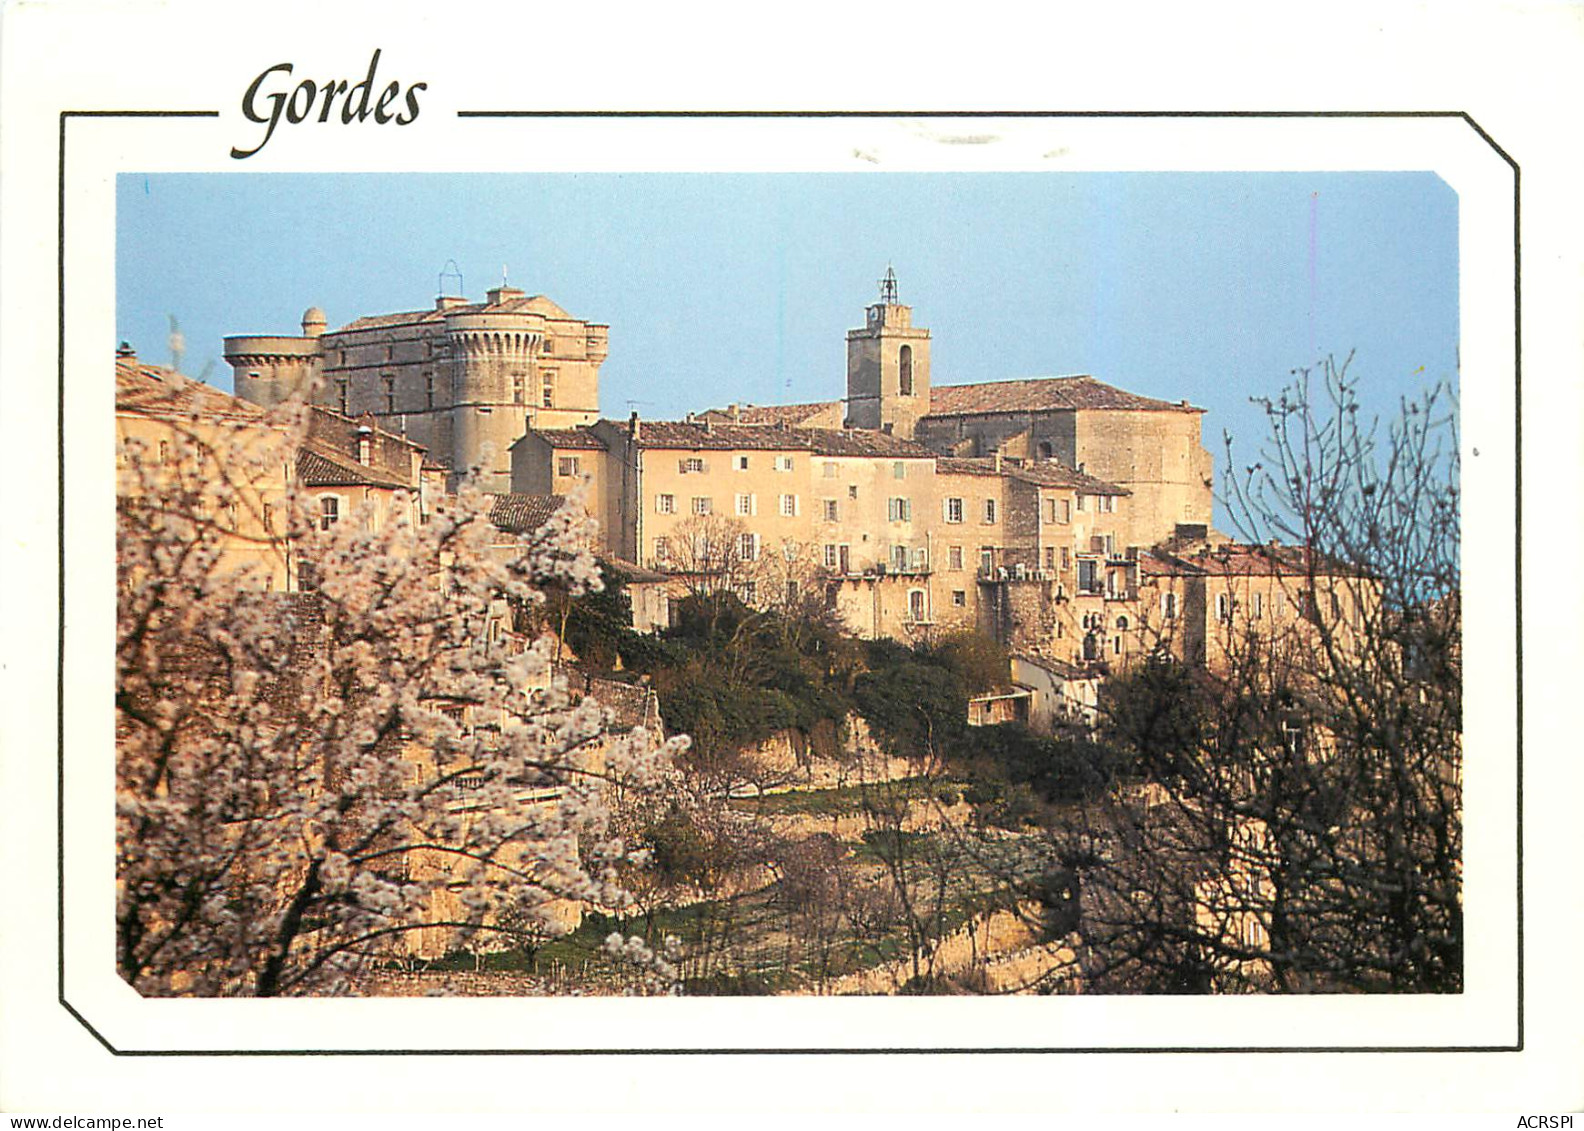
[224,285,607,490]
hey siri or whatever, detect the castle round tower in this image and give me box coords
[224,307,328,408]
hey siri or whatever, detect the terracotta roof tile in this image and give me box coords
[296,447,413,490]
[116,357,267,423]
[927,375,1202,416]
[695,401,840,427]
[487,493,566,534]
[338,295,597,333]
[935,456,1128,494]
[522,426,607,451]
[627,420,932,457]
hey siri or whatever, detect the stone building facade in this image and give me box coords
[226,286,608,492]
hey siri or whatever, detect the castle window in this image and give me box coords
[1116,615,1129,630]
[945,497,964,524]
[320,496,340,530]
[542,370,556,408]
[1114,636,1123,655]
[1216,593,1232,621]
[653,536,669,562]
[737,455,750,471]
[893,545,910,571]
[779,493,799,517]
[887,497,911,522]
[899,345,913,396]
[1076,494,1087,512]
[908,589,927,621]
[681,458,705,474]
[1099,495,1116,513]
[739,532,760,561]
[824,544,839,568]
[1037,440,1053,459]
[513,373,525,405]
[786,579,800,603]
[823,461,837,478]
[735,493,756,516]
[983,499,998,524]
[1253,592,1264,620]
[952,590,966,607]
[1162,592,1178,620]
[776,455,795,472]
[823,499,839,522]
[1045,546,1056,569]
[337,379,349,414]
[742,580,757,605]
[157,440,169,464]
[1061,547,1071,570]
[425,373,435,409]
[656,493,676,514]
[949,546,964,571]
[848,485,859,499]
[543,339,554,355]
[383,375,395,413]
[893,461,906,480]
[558,457,580,477]
[691,496,713,516]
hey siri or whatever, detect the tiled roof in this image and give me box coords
[1184,543,1339,577]
[927,375,1202,417]
[116,357,268,423]
[522,426,607,451]
[695,401,840,427]
[1007,461,1129,495]
[935,456,1128,495]
[296,446,414,490]
[487,493,566,534]
[628,420,809,452]
[627,420,933,457]
[1137,548,1206,578]
[1012,653,1102,680]
[799,429,934,458]
[1142,543,1342,577]
[338,295,589,333]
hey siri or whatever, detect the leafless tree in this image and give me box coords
[1052,356,1462,993]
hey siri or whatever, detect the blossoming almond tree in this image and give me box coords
[116,398,681,995]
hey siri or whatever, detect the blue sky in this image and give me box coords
[117,172,1458,519]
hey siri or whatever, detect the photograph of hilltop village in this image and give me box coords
[116,253,1461,998]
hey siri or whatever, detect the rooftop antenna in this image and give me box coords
[167,314,185,374]
[879,263,899,306]
[501,263,509,287]
[438,259,464,298]
[166,314,216,382]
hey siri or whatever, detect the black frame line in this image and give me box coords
[61,107,1521,1058]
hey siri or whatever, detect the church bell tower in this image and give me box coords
[844,266,931,439]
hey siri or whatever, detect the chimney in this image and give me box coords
[435,295,466,311]
[702,417,712,434]
[730,403,741,422]
[992,450,1003,474]
[356,424,373,466]
[628,410,641,441]
[116,341,136,361]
